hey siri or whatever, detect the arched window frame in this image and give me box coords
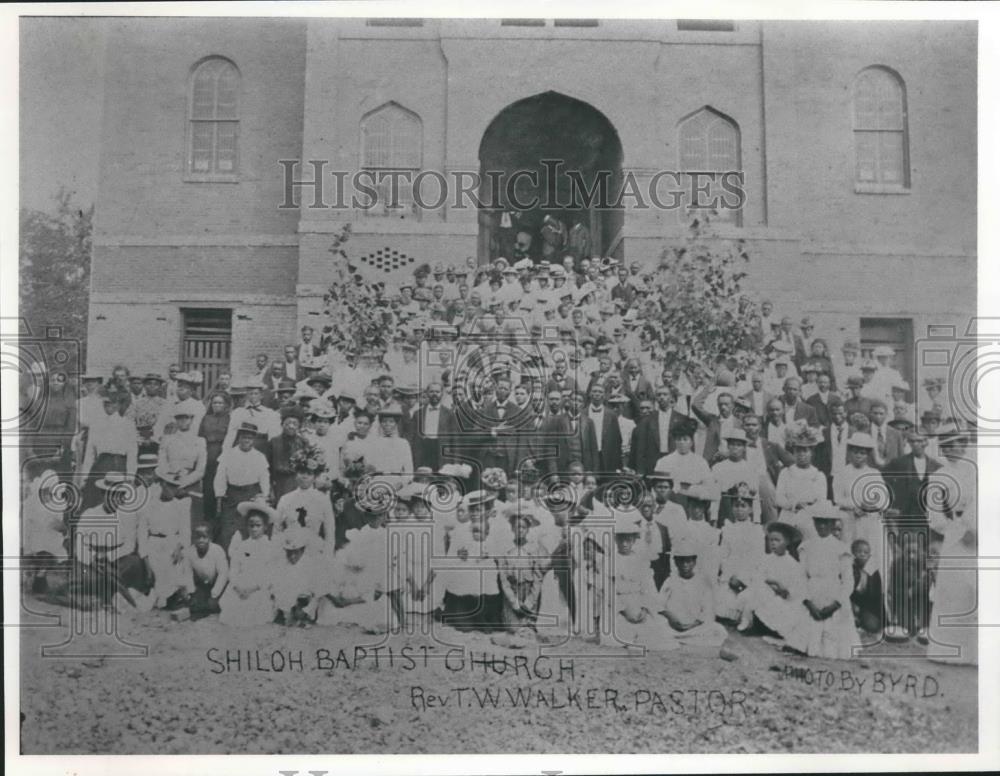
[359,102,423,218]
[677,106,743,226]
[853,66,910,192]
[186,56,240,181]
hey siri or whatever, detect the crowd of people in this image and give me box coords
[20,255,977,664]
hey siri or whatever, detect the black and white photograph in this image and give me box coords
[5,3,997,768]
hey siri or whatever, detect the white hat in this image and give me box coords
[873,345,895,358]
[172,397,203,418]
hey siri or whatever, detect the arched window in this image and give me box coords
[678,107,742,225]
[360,103,422,216]
[853,67,908,188]
[188,57,240,177]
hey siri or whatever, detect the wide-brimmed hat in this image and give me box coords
[377,403,404,419]
[810,500,842,523]
[671,536,698,558]
[873,345,895,358]
[845,432,875,450]
[502,500,541,527]
[172,398,203,418]
[785,420,824,448]
[281,526,310,551]
[280,405,305,421]
[646,469,674,485]
[143,373,165,384]
[462,489,496,510]
[613,511,642,535]
[722,427,748,443]
[306,372,333,388]
[723,481,757,503]
[235,421,260,437]
[236,499,278,522]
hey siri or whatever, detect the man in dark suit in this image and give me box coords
[410,382,457,472]
[741,413,793,523]
[740,371,772,420]
[869,400,906,470]
[581,382,623,474]
[477,376,522,475]
[882,429,942,639]
[690,385,737,463]
[545,355,578,397]
[620,358,653,421]
[280,345,306,382]
[843,376,874,421]
[807,372,837,481]
[533,388,582,475]
[779,377,818,427]
[297,325,324,365]
[629,384,691,476]
[610,266,638,308]
[793,317,816,368]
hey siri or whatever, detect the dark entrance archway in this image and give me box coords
[477,92,624,266]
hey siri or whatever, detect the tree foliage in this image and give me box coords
[643,213,762,372]
[19,189,93,345]
[323,224,391,355]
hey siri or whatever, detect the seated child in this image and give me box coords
[317,507,397,633]
[657,538,728,647]
[272,526,322,626]
[715,486,765,622]
[219,508,277,626]
[180,524,228,621]
[736,521,807,639]
[612,511,679,651]
[673,486,720,587]
[850,538,883,635]
[495,501,549,646]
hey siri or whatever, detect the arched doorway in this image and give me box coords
[477,92,624,266]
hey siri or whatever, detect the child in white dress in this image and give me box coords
[736,522,808,643]
[793,505,858,659]
[657,537,728,647]
[219,509,277,626]
[715,486,765,622]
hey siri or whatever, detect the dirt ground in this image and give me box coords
[18,598,977,754]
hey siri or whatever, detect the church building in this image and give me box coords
[86,18,976,390]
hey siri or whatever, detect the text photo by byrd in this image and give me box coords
[12,12,983,758]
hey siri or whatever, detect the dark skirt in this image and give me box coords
[442,591,502,632]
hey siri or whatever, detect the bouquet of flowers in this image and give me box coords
[481,467,508,492]
[290,443,327,475]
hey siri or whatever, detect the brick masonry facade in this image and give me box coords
[87,18,976,385]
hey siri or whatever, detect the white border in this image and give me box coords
[3,2,998,774]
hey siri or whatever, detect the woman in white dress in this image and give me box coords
[775,422,827,542]
[369,405,413,489]
[927,430,978,665]
[219,506,277,626]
